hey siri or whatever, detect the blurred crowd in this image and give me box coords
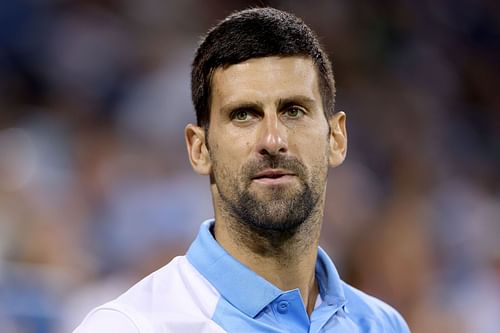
[0,0,498,332]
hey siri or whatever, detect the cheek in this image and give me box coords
[210,142,244,176]
[293,130,329,157]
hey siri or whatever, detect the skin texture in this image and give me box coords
[185,56,347,315]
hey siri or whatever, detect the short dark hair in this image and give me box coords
[191,7,336,129]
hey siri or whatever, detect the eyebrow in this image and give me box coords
[277,95,317,109]
[220,95,318,114]
[220,101,264,115]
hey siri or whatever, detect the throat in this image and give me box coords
[214,209,322,284]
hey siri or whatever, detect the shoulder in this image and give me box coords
[73,256,221,332]
[73,304,145,333]
[342,282,411,333]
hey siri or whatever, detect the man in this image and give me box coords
[74,7,410,333]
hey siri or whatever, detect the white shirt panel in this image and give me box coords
[73,256,226,333]
[73,308,140,333]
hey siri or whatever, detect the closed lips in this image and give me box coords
[252,170,295,179]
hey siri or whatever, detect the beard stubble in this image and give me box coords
[213,153,325,235]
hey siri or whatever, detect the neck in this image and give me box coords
[213,197,324,315]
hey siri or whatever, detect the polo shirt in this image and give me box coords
[73,219,410,332]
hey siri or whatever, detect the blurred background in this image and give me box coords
[0,0,499,332]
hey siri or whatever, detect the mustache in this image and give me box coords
[242,155,307,180]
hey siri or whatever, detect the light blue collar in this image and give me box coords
[186,219,346,317]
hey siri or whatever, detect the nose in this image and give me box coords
[256,113,288,156]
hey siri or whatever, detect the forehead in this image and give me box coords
[210,56,321,109]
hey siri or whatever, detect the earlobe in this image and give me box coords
[328,112,348,167]
[185,124,211,175]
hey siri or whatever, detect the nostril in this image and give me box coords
[259,147,286,156]
[259,147,287,156]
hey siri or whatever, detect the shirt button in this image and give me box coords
[277,300,289,314]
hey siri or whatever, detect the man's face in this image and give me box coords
[204,56,341,231]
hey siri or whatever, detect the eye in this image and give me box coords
[231,109,254,122]
[284,106,305,118]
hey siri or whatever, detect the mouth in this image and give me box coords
[251,169,296,185]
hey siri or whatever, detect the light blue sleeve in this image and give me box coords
[389,307,411,333]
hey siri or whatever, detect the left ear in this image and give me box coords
[328,111,347,167]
